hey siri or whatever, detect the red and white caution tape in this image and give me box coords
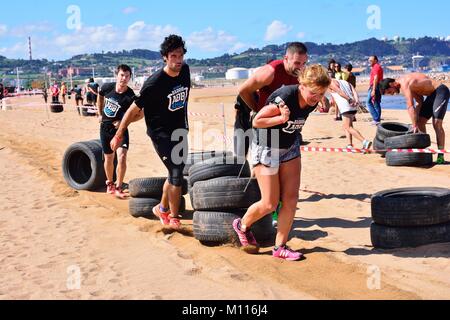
[385,148,450,154]
[300,146,449,154]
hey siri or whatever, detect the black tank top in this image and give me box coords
[254,85,317,149]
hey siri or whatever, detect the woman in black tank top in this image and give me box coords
[232,65,331,261]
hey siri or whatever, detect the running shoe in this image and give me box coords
[232,218,259,249]
[436,154,445,165]
[152,204,171,226]
[272,245,303,261]
[106,181,116,195]
[362,140,373,150]
[115,186,129,200]
[169,217,182,230]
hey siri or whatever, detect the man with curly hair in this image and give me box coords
[111,35,190,229]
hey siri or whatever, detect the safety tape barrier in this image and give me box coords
[300,146,450,154]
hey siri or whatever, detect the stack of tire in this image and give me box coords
[371,187,450,249]
[128,177,188,219]
[63,139,116,191]
[50,102,64,113]
[373,122,433,167]
[189,154,274,245]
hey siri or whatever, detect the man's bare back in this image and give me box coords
[398,73,440,96]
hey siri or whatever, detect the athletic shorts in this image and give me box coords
[100,122,129,155]
[150,133,188,187]
[342,110,357,118]
[251,134,301,168]
[420,85,449,121]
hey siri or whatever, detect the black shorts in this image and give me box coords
[100,122,129,155]
[150,133,188,187]
[420,85,449,121]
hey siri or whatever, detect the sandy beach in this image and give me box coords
[0,87,449,300]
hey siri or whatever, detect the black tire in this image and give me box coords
[373,137,386,157]
[62,140,107,191]
[384,134,431,149]
[193,211,274,244]
[372,187,450,227]
[81,104,96,117]
[183,151,233,176]
[371,222,450,249]
[192,177,261,211]
[129,197,186,218]
[188,156,250,186]
[50,103,64,113]
[386,152,433,167]
[129,177,188,198]
[376,122,410,141]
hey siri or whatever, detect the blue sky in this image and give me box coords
[0,0,449,60]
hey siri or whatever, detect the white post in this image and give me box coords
[221,102,227,151]
[16,67,20,93]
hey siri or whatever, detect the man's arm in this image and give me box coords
[403,85,420,131]
[110,103,142,151]
[97,95,105,119]
[238,65,275,111]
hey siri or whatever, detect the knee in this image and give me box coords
[104,154,115,165]
[261,201,279,214]
[117,153,127,166]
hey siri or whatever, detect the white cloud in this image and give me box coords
[126,21,179,48]
[11,22,53,37]
[0,25,7,37]
[0,41,28,58]
[265,20,292,42]
[187,27,249,54]
[297,32,306,39]
[446,35,450,42]
[122,6,138,14]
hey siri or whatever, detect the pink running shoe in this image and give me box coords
[106,181,116,195]
[272,245,303,261]
[232,219,259,252]
[152,204,171,226]
[115,186,129,200]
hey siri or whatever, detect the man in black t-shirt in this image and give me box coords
[111,35,190,229]
[98,64,139,199]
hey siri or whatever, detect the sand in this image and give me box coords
[0,88,449,300]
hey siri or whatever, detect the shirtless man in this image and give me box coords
[380,74,449,164]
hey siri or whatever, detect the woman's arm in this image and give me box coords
[252,104,290,129]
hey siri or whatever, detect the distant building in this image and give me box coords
[225,68,249,80]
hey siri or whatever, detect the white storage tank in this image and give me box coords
[226,68,249,80]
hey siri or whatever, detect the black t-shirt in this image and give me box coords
[135,64,191,137]
[73,88,82,96]
[88,83,99,94]
[254,85,317,149]
[0,85,3,100]
[99,83,136,122]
